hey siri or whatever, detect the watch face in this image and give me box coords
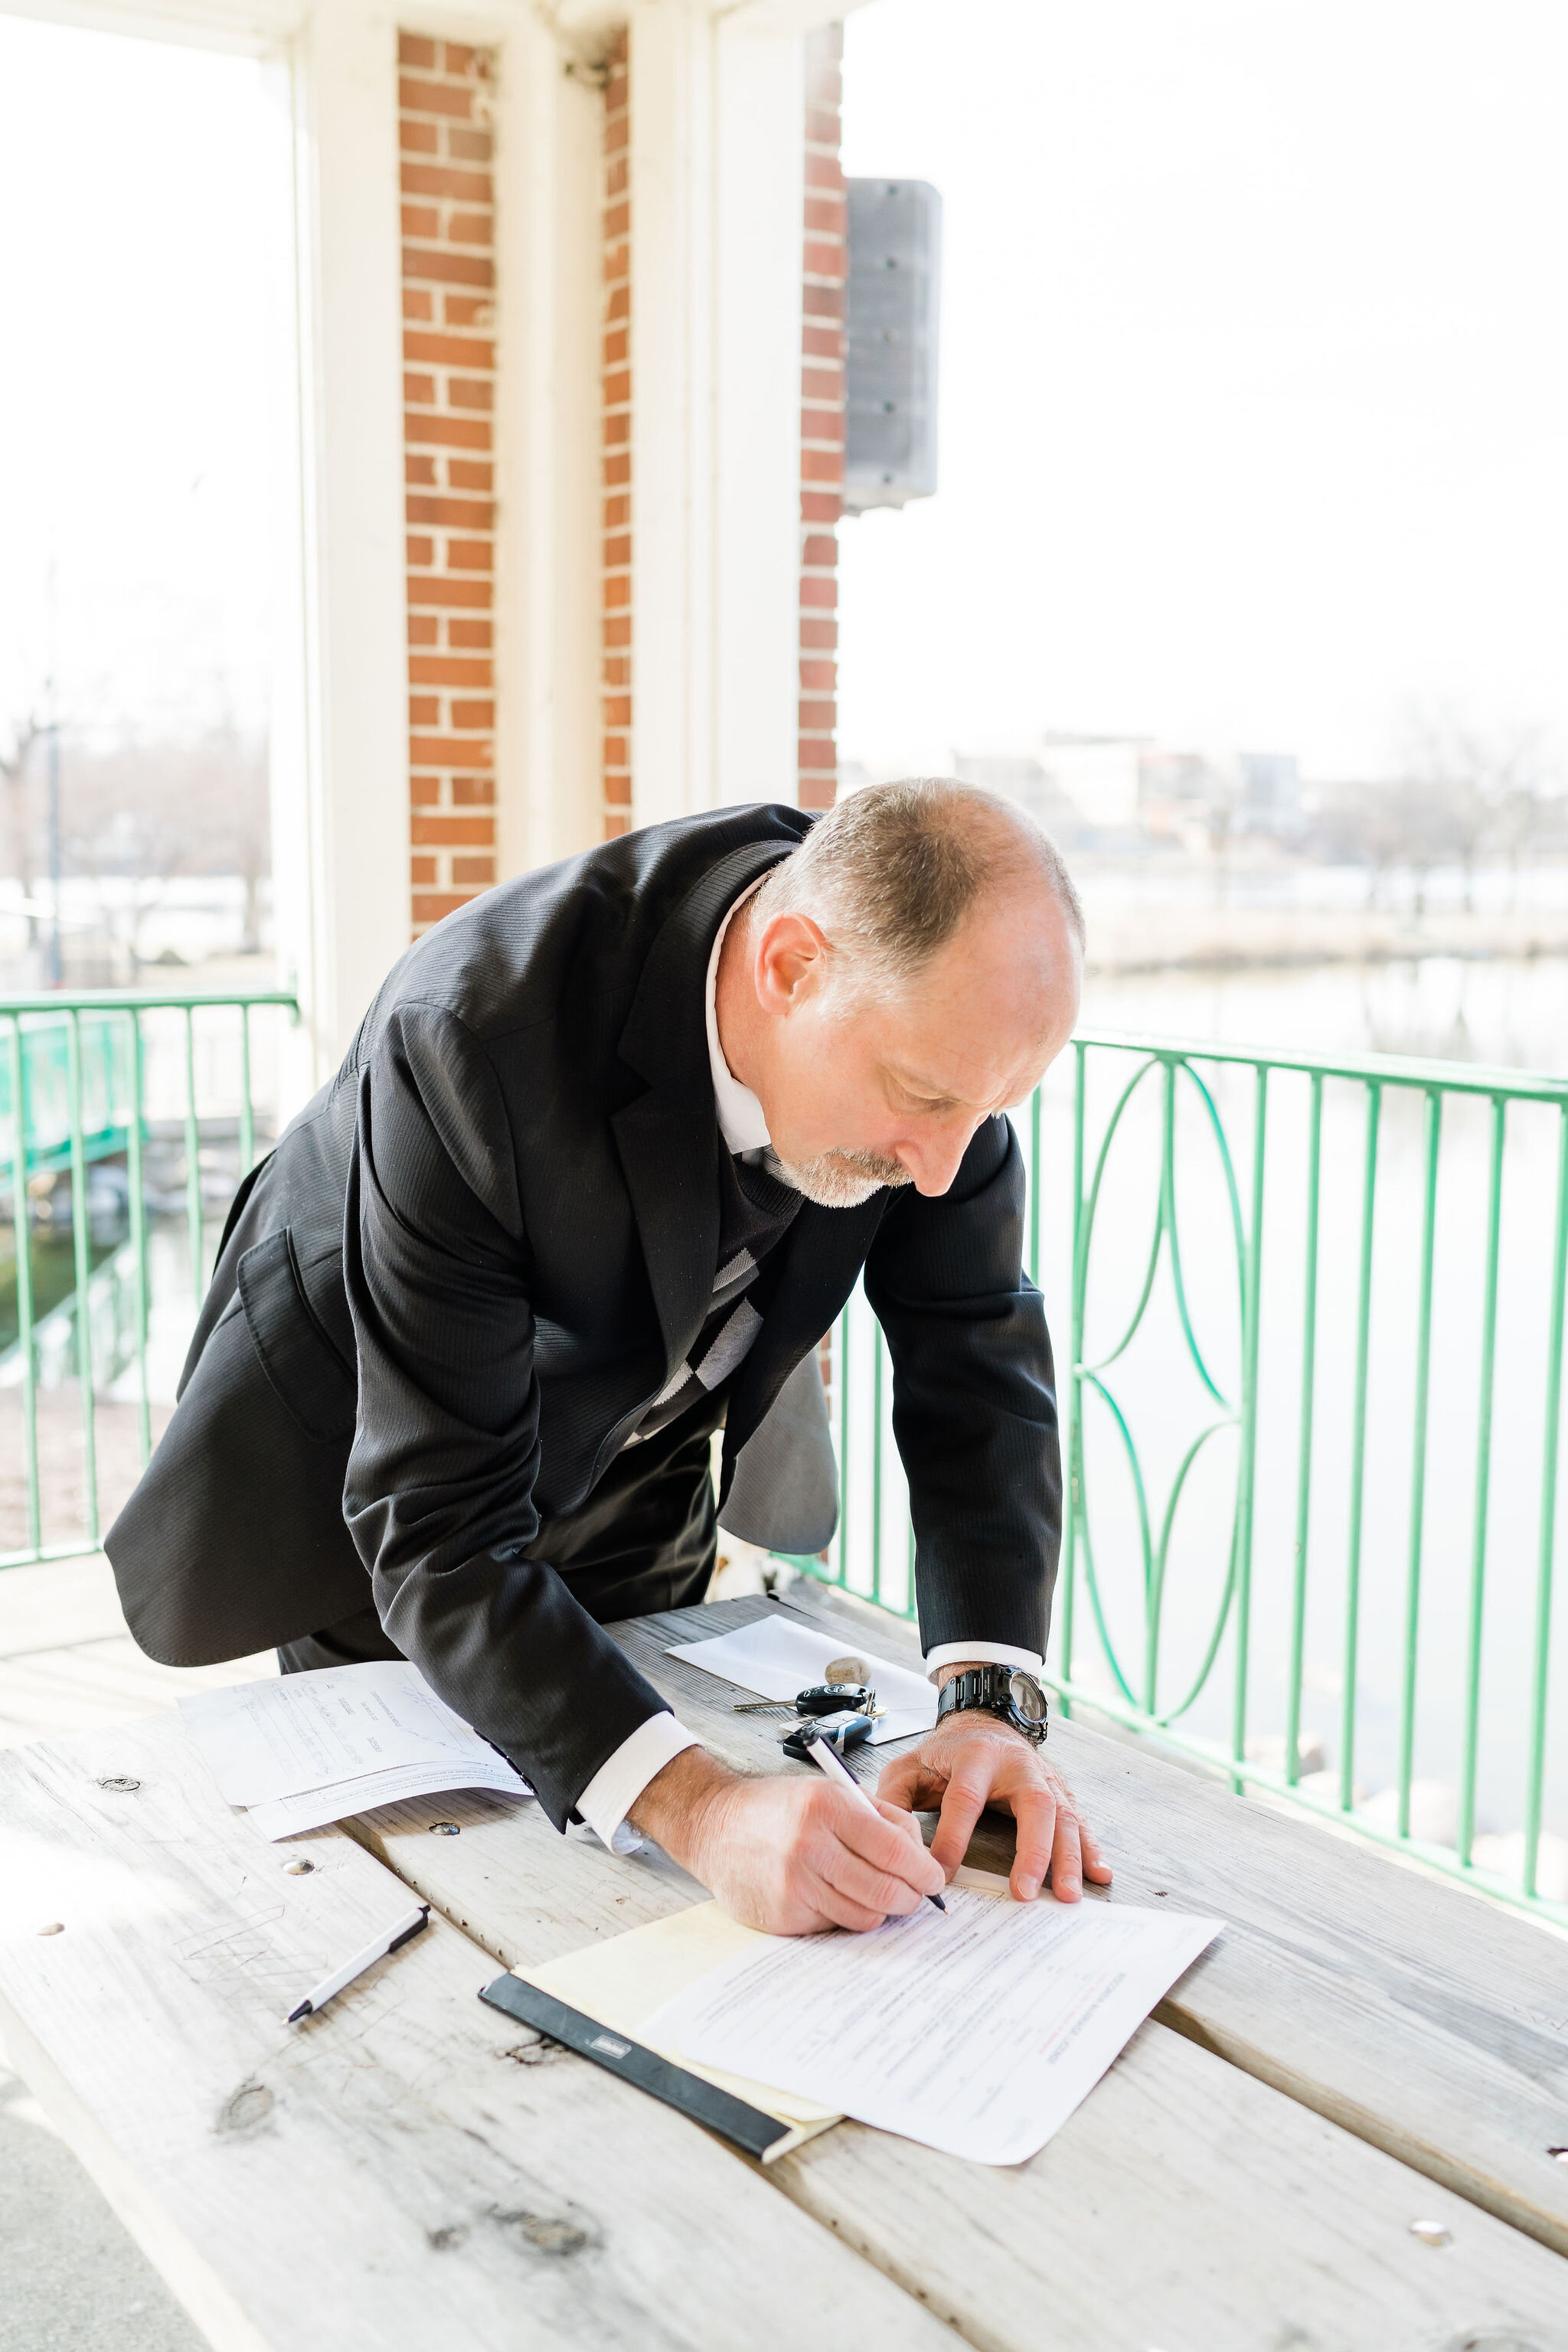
[1008,1671,1047,1724]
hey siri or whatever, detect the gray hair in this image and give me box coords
[753,777,1085,992]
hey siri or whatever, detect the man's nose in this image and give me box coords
[893,1119,979,1197]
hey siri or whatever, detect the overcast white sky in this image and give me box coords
[839,0,1568,782]
[2,2,1566,786]
[0,17,279,746]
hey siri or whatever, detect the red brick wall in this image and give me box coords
[400,34,498,933]
[601,34,633,842]
[799,24,846,813]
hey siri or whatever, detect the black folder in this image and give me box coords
[479,1972,796,2162]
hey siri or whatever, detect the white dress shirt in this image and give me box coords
[572,880,1042,1851]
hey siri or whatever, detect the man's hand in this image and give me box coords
[629,1746,947,1936]
[877,1702,1112,1903]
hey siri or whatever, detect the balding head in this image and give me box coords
[751,777,1085,1003]
[715,780,1084,1207]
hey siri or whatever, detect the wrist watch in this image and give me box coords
[936,1664,1049,1745]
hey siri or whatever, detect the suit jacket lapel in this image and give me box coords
[611,1086,719,1389]
[612,834,799,1393]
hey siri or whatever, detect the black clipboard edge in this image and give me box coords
[479,1971,796,2163]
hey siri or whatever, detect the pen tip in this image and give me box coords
[929,1892,947,1913]
[287,2001,311,2023]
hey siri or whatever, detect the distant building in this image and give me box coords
[1236,753,1303,834]
[1038,736,1148,836]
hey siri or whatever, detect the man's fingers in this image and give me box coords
[1080,1821,1114,1884]
[804,1874,893,1934]
[832,1792,946,1896]
[1046,1804,1084,1903]
[928,1767,991,1877]
[874,1750,942,1814]
[1008,1785,1057,1901]
[815,1837,927,1921]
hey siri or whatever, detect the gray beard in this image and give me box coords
[763,1144,913,1209]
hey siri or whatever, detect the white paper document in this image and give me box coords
[178,1661,533,1840]
[643,1879,1222,2166]
[665,1612,937,1743]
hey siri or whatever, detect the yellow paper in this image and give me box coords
[518,1902,841,2137]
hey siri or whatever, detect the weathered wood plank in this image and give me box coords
[783,2021,1568,2352]
[0,1715,958,2352]
[614,1588,1568,2263]
[348,1603,1568,2351]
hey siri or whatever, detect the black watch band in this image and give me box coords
[936,1663,1048,1744]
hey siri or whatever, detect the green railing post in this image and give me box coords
[126,1010,152,1468]
[183,1006,204,1310]
[1523,1102,1568,1898]
[64,1011,100,1550]
[1285,1070,1322,1784]
[239,1001,256,1176]
[7,1018,41,1555]
[1027,1084,1042,1287]
[1340,1080,1380,1814]
[1397,1089,1442,1838]
[1229,1064,1268,1787]
[1457,1096,1508,1867]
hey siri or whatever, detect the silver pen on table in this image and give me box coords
[286,1902,431,2023]
[803,1733,947,1913]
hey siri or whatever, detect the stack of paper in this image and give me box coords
[641,1871,1221,2164]
[178,1661,534,1840]
[665,1612,938,1743]
[518,1866,1221,2167]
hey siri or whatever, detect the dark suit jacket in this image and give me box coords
[106,806,1062,1829]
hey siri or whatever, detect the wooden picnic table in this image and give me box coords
[2,1578,1566,2351]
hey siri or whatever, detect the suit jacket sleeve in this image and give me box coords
[861,1113,1060,1661]
[341,1001,675,1831]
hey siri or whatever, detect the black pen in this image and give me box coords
[286,1903,431,2022]
[804,1733,947,1913]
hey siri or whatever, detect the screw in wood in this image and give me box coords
[283,1858,315,1875]
[1408,2220,1452,2247]
[430,1821,461,1835]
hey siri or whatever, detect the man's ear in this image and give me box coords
[753,910,831,1016]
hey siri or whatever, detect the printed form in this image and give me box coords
[644,1878,1222,2166]
[178,1661,532,1838]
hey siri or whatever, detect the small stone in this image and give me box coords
[1410,2219,1452,2247]
[37,1922,64,1936]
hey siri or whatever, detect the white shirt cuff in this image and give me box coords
[923,1641,1046,1687]
[576,1713,702,1853]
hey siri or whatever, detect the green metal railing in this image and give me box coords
[2,988,298,1569]
[800,1031,1568,1931]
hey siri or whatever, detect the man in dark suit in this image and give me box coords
[107,780,1110,1932]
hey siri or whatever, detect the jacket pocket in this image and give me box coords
[236,1228,357,1445]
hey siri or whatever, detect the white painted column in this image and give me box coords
[712,11,805,810]
[491,14,603,881]
[627,0,715,831]
[275,0,408,1099]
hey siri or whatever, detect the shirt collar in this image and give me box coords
[705,877,772,1158]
